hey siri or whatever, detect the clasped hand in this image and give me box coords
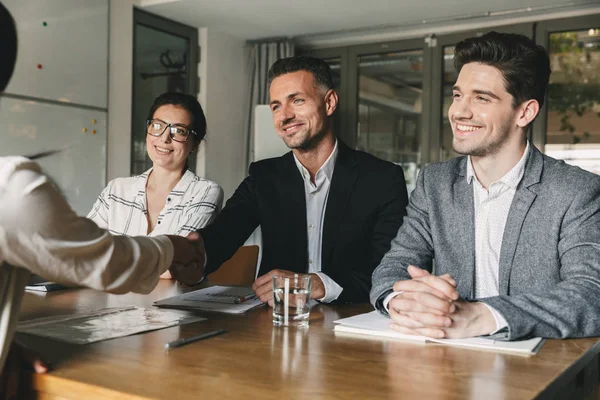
[166,232,207,285]
[388,265,495,339]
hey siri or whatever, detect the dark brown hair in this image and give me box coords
[0,3,18,91]
[454,31,551,108]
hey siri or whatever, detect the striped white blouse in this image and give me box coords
[87,168,223,237]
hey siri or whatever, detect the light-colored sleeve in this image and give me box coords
[314,272,343,303]
[481,303,508,334]
[0,160,173,294]
[176,181,224,235]
[86,180,113,229]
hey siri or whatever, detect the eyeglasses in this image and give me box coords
[146,119,196,143]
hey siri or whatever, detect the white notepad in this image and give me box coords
[334,311,544,355]
[154,286,265,314]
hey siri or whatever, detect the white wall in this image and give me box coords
[199,29,251,200]
[107,0,136,181]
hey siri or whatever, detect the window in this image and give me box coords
[535,17,600,174]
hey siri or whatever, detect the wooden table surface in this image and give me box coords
[15,280,600,400]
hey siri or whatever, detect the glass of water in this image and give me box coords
[272,274,312,327]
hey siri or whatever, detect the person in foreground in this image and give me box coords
[191,56,408,305]
[0,3,205,382]
[87,92,223,279]
[370,31,600,341]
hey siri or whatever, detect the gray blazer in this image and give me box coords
[371,145,600,340]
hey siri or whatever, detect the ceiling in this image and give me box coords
[141,0,597,41]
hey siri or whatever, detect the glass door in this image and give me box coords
[348,39,429,193]
[131,9,198,175]
[535,16,600,174]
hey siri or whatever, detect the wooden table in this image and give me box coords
[15,281,600,400]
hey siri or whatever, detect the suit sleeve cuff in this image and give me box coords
[314,272,343,303]
[383,291,404,311]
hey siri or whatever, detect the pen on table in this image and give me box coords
[165,329,227,350]
[234,294,258,304]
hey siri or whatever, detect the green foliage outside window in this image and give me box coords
[547,32,600,144]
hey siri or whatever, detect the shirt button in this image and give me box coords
[311,192,316,196]
[309,224,315,229]
[309,259,313,264]
[157,221,161,224]
[167,197,171,202]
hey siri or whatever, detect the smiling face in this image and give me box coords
[449,62,521,158]
[269,70,336,150]
[146,104,194,172]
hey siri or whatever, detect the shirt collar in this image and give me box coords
[136,167,196,200]
[466,141,530,189]
[293,139,338,183]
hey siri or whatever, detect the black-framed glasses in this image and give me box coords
[146,118,196,143]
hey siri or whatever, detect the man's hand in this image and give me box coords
[166,232,206,286]
[389,266,496,339]
[443,301,496,338]
[252,270,325,307]
[389,265,458,338]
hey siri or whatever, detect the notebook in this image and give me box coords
[334,311,544,355]
[154,285,265,314]
[25,282,70,292]
[25,274,71,292]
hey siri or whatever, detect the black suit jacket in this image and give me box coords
[200,141,408,303]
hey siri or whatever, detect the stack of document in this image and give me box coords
[154,286,265,314]
[334,311,544,355]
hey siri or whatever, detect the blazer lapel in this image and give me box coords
[453,158,477,298]
[498,146,543,295]
[322,142,358,271]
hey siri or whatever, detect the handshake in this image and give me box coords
[165,232,207,285]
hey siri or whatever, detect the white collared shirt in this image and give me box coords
[466,141,530,330]
[293,141,343,303]
[385,142,531,333]
[468,141,530,299]
[88,168,223,237]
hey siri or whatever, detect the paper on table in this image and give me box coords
[154,286,265,314]
[17,306,205,344]
[181,285,257,304]
[333,311,544,355]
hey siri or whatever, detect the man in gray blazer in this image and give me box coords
[371,31,600,341]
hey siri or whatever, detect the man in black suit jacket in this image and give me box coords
[193,56,408,305]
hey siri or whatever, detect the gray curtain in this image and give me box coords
[246,40,294,166]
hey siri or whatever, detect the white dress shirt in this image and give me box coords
[385,142,530,333]
[87,168,223,237]
[0,157,175,371]
[292,141,343,303]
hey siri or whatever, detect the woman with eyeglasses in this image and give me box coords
[87,92,223,279]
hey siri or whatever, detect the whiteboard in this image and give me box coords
[0,97,106,215]
[253,105,289,162]
[3,0,109,108]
